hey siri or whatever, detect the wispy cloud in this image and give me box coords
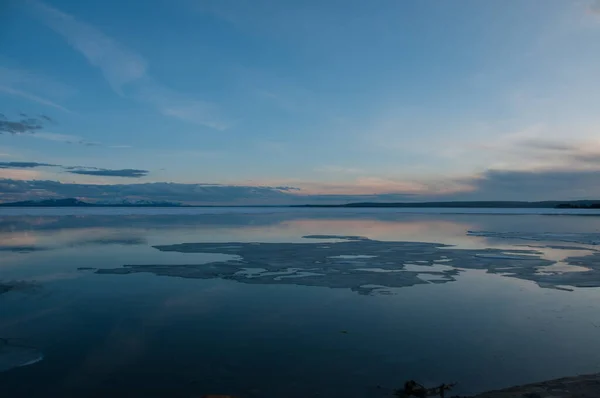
[3,119,130,148]
[28,1,146,93]
[32,132,101,147]
[477,126,600,171]
[29,0,228,130]
[0,67,73,112]
[134,83,230,130]
[66,168,149,178]
[160,102,229,131]
[253,84,314,114]
[518,139,600,166]
[33,132,83,142]
[0,114,124,147]
[518,139,574,152]
[0,86,70,112]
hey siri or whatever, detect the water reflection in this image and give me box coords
[0,227,146,251]
[2,211,600,397]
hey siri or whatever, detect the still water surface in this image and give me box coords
[1,208,600,397]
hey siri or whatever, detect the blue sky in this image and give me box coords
[1,0,600,203]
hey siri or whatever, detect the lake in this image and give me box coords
[2,207,600,397]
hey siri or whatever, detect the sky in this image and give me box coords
[1,0,600,204]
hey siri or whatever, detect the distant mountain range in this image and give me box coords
[0,198,183,207]
[1,198,600,208]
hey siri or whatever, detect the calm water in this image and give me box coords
[2,208,600,397]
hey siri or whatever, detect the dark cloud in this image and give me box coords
[453,169,600,201]
[0,162,56,169]
[0,162,150,178]
[516,139,600,166]
[66,168,149,178]
[570,153,600,165]
[0,113,45,134]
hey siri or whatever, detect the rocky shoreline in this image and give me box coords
[468,373,600,397]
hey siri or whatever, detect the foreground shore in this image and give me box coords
[469,373,600,397]
[200,374,600,398]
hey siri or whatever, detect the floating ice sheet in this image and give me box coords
[94,235,600,293]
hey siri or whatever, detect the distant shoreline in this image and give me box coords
[1,198,600,209]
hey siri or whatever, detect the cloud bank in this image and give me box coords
[460,169,600,201]
[2,166,600,204]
